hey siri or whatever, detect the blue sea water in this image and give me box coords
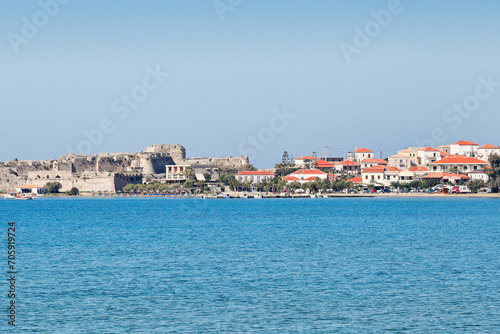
[1,197,499,333]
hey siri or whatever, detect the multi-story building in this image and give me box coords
[236,171,276,184]
[450,140,479,157]
[429,155,489,173]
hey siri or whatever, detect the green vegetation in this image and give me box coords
[68,187,80,196]
[466,179,486,193]
[487,154,500,193]
[45,182,62,194]
[391,179,440,189]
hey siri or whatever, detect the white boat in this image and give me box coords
[4,192,15,199]
[322,195,329,198]
[239,194,248,199]
[253,194,263,199]
[310,194,317,198]
[15,193,33,200]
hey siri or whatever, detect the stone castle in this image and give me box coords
[0,144,248,193]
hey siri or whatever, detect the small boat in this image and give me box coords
[4,192,16,199]
[253,194,263,199]
[322,195,329,198]
[239,194,248,199]
[15,194,33,200]
[310,194,317,198]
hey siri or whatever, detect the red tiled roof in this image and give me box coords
[353,148,373,153]
[328,173,340,181]
[389,154,409,158]
[18,184,45,188]
[290,169,327,175]
[236,171,276,176]
[422,172,469,180]
[420,147,439,152]
[361,159,388,164]
[314,160,335,168]
[431,155,489,165]
[339,160,360,166]
[347,177,362,184]
[479,144,499,149]
[295,156,320,160]
[452,140,479,146]
[283,175,300,181]
[363,166,401,173]
[409,166,429,172]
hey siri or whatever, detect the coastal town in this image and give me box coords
[2,140,500,199]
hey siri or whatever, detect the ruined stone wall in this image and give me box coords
[144,144,186,161]
[24,171,142,193]
[132,153,175,175]
[183,156,249,169]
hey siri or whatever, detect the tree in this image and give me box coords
[487,154,500,193]
[69,187,79,196]
[466,179,485,193]
[184,167,196,180]
[45,182,62,193]
[281,151,292,164]
[203,172,212,182]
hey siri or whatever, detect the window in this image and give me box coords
[257,176,261,182]
[365,175,368,179]
[378,175,381,180]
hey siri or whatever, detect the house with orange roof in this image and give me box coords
[417,147,441,166]
[388,154,412,170]
[409,166,429,176]
[283,169,327,184]
[335,160,361,174]
[477,144,500,161]
[361,166,402,186]
[313,159,336,170]
[422,172,469,184]
[467,169,489,183]
[429,155,489,173]
[398,148,418,165]
[351,147,374,162]
[347,177,362,185]
[294,155,320,167]
[236,171,276,184]
[16,184,47,196]
[450,140,479,157]
[360,158,387,169]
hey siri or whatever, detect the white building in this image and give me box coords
[352,148,374,162]
[387,154,412,170]
[477,144,499,161]
[294,156,320,167]
[468,169,489,183]
[417,147,441,166]
[16,184,47,196]
[430,155,490,173]
[450,140,479,157]
[360,159,387,169]
[166,165,188,182]
[236,171,276,184]
[283,169,327,183]
[362,166,401,186]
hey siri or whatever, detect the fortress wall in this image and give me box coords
[145,144,186,161]
[183,156,249,169]
[96,156,133,173]
[114,174,143,191]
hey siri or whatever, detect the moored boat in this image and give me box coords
[15,193,33,200]
[4,192,16,199]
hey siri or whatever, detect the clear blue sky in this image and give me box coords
[1,0,499,168]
